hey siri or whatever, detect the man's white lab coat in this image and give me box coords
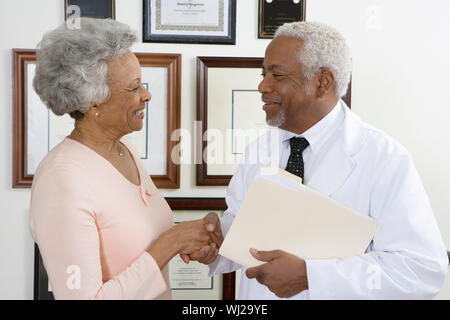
[209,100,448,299]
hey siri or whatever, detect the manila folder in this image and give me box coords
[219,169,377,268]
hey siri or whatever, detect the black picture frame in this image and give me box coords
[258,0,306,39]
[34,197,236,300]
[65,0,115,20]
[143,0,236,44]
[34,244,54,300]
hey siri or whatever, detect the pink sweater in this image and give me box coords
[29,137,174,299]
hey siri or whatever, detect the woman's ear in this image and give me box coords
[86,105,100,118]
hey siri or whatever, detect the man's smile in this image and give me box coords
[262,96,282,111]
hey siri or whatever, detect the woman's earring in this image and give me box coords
[95,112,99,117]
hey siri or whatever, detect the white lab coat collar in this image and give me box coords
[247,100,367,196]
[278,100,343,155]
[306,99,367,196]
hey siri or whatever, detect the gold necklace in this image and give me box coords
[68,133,124,157]
[109,143,124,157]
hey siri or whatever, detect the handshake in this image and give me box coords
[150,211,310,298]
[148,212,224,269]
[176,212,224,265]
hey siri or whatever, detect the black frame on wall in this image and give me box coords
[143,0,236,44]
[64,0,115,20]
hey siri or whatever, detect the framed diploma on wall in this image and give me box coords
[167,197,235,300]
[197,56,267,186]
[258,0,306,39]
[143,0,236,44]
[196,56,352,186]
[34,197,236,300]
[12,49,181,189]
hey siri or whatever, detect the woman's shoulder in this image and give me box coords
[34,138,97,184]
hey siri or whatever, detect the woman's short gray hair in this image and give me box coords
[33,18,138,118]
[274,21,352,98]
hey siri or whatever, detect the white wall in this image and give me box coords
[0,0,448,299]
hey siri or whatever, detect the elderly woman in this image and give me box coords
[29,18,221,300]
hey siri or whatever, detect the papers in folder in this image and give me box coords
[219,166,377,268]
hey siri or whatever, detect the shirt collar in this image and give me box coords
[278,100,344,154]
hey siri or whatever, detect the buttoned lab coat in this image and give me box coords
[209,100,448,299]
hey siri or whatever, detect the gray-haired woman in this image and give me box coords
[29,18,221,300]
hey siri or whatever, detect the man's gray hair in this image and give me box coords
[33,18,138,118]
[274,21,352,98]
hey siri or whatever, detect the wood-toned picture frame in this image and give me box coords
[34,197,236,300]
[143,0,236,44]
[134,52,182,189]
[197,57,264,186]
[12,49,181,189]
[196,56,352,186]
[166,197,235,300]
[65,0,115,20]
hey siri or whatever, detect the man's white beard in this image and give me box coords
[266,108,287,127]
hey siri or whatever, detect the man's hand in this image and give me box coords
[245,248,309,298]
[180,212,223,264]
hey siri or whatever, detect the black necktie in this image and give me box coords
[285,137,309,181]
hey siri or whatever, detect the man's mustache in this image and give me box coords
[261,95,282,103]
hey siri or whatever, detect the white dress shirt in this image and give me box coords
[278,98,344,185]
[209,100,448,300]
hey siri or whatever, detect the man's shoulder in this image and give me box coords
[357,117,410,160]
[346,112,415,177]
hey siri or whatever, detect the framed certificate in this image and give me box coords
[167,197,235,299]
[65,0,115,20]
[12,49,181,189]
[196,56,352,186]
[34,197,236,300]
[196,56,266,186]
[143,0,236,44]
[258,0,306,39]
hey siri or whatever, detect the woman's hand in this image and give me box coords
[147,214,222,269]
[180,212,223,265]
[174,219,215,255]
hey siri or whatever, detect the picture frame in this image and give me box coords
[258,0,306,39]
[196,57,264,186]
[34,197,236,300]
[196,56,352,186]
[34,243,54,300]
[166,197,235,300]
[12,49,181,189]
[143,0,236,44]
[65,0,115,20]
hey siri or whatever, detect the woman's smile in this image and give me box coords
[133,108,145,120]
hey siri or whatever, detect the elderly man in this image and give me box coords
[184,21,448,299]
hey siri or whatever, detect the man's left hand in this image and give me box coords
[245,248,309,298]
